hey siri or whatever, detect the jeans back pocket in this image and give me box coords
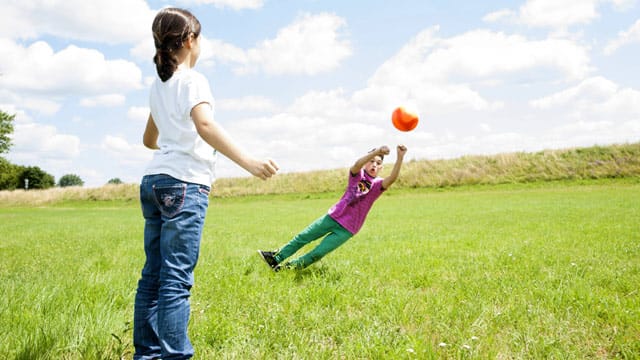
[152,183,187,218]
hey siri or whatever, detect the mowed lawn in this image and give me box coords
[0,179,638,359]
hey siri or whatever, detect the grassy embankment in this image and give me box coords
[1,142,638,206]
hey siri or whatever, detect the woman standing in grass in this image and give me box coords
[134,8,278,359]
[259,145,407,271]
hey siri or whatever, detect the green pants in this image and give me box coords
[275,214,353,269]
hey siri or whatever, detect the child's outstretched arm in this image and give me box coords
[382,145,407,190]
[191,103,279,180]
[350,145,390,175]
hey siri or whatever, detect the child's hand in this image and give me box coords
[397,144,407,157]
[377,145,391,156]
[248,158,279,180]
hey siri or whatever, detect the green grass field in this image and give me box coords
[1,179,639,359]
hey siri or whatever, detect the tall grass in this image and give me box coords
[1,180,638,358]
[400,143,640,188]
[1,142,638,206]
[0,184,140,207]
[215,142,640,196]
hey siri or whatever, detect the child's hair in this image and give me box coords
[152,8,201,82]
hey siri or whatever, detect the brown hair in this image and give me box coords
[152,8,201,82]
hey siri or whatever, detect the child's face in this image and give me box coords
[183,33,200,68]
[364,156,383,177]
[188,33,201,68]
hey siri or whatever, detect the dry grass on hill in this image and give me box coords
[0,183,140,207]
[1,142,638,207]
[214,141,640,195]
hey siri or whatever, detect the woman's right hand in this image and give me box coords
[247,158,279,180]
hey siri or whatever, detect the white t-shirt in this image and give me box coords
[145,69,217,186]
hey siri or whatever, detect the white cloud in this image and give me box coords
[529,77,640,146]
[0,39,143,95]
[101,135,152,164]
[228,89,375,142]
[0,90,61,116]
[130,40,155,63]
[530,77,618,109]
[11,122,80,160]
[177,0,264,10]
[0,0,154,44]
[128,106,150,122]
[529,76,640,119]
[80,94,126,108]
[354,27,590,115]
[546,119,640,148]
[21,98,62,116]
[609,0,637,10]
[202,13,352,75]
[518,0,600,28]
[201,37,249,66]
[604,19,640,54]
[248,13,351,75]
[482,9,515,23]
[437,30,591,80]
[486,0,635,29]
[143,76,156,88]
[553,120,614,133]
[287,88,353,117]
[217,96,279,112]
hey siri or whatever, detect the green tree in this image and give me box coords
[107,178,123,185]
[58,174,84,187]
[0,157,22,190]
[0,110,15,155]
[20,166,55,189]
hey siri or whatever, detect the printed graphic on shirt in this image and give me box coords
[357,179,372,194]
[345,177,372,206]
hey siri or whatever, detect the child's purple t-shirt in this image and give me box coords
[327,168,385,234]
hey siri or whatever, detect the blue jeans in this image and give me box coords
[134,174,209,360]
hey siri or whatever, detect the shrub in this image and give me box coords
[58,174,84,187]
[20,166,55,190]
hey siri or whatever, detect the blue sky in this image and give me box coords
[1,0,639,187]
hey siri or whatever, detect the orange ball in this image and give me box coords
[392,106,419,132]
